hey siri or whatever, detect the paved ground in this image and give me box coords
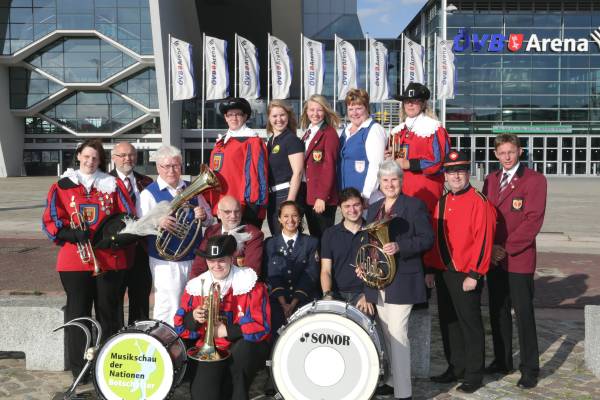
[1,176,599,399]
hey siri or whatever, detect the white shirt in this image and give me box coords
[502,162,520,185]
[137,176,214,226]
[341,118,387,200]
[304,121,324,151]
[115,170,139,198]
[281,231,299,247]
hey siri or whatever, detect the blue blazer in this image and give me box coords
[363,195,434,305]
[264,233,320,303]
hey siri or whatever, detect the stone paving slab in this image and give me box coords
[2,310,599,399]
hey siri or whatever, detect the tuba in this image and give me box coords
[155,164,220,261]
[188,281,230,362]
[70,211,104,277]
[355,216,397,289]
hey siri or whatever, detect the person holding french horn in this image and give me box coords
[355,160,434,399]
[42,139,135,383]
[175,234,271,400]
[137,145,213,325]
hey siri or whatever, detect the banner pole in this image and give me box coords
[365,34,369,93]
[234,33,238,97]
[433,32,437,115]
[201,32,206,164]
[300,33,304,104]
[167,33,171,123]
[267,33,271,105]
[333,34,337,112]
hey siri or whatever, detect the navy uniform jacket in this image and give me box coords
[264,233,319,303]
[364,195,434,305]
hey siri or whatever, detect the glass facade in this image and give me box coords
[404,0,600,176]
[26,37,136,82]
[0,0,152,55]
[2,0,159,176]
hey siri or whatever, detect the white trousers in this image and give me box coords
[376,290,413,399]
[149,257,191,326]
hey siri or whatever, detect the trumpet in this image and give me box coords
[70,211,104,277]
[355,216,396,289]
[188,280,230,363]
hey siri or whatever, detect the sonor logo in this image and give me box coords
[299,332,351,346]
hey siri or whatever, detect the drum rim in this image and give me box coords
[93,330,178,400]
[271,312,380,400]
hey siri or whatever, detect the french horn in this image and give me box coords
[155,165,220,261]
[355,216,397,289]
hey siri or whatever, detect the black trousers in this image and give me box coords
[435,270,485,384]
[59,270,125,377]
[190,339,270,400]
[267,188,290,236]
[119,245,152,326]
[487,268,539,377]
[304,204,336,238]
[242,204,264,230]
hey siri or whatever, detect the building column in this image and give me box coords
[148,0,201,150]
[0,65,25,177]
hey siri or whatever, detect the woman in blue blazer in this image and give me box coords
[264,200,319,337]
[356,160,434,399]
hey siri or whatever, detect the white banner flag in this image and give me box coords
[335,36,357,99]
[302,36,324,99]
[170,37,195,101]
[269,35,292,99]
[368,38,389,102]
[205,35,229,100]
[403,37,425,88]
[237,36,260,99]
[436,37,455,99]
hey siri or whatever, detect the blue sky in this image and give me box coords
[357,0,427,38]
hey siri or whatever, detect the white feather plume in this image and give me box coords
[119,201,171,236]
[228,225,252,251]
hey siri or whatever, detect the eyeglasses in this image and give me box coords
[113,153,136,158]
[225,112,245,118]
[219,208,242,216]
[158,164,181,170]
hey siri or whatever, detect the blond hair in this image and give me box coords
[399,100,439,122]
[345,88,370,114]
[300,94,341,130]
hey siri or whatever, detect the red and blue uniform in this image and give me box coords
[208,131,268,220]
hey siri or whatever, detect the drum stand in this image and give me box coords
[52,317,102,400]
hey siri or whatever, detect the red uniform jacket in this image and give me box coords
[303,124,340,206]
[482,164,547,274]
[189,223,264,278]
[432,185,497,278]
[207,133,269,219]
[42,170,135,272]
[390,114,451,214]
[174,267,271,350]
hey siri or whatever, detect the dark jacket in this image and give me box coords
[363,195,434,305]
[264,233,319,303]
[482,164,547,274]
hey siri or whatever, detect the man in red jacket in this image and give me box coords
[482,133,547,389]
[430,150,496,394]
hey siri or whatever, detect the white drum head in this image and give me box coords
[94,332,174,400]
[272,313,380,400]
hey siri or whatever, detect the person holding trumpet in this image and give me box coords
[42,139,135,383]
[174,235,271,400]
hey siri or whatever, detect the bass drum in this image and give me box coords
[271,300,384,400]
[93,320,187,400]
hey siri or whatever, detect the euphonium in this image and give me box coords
[70,211,104,277]
[188,281,230,362]
[156,164,220,261]
[355,216,396,289]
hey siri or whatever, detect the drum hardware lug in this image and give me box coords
[265,360,272,367]
[273,393,284,400]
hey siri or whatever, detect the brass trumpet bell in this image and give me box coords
[355,216,397,289]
